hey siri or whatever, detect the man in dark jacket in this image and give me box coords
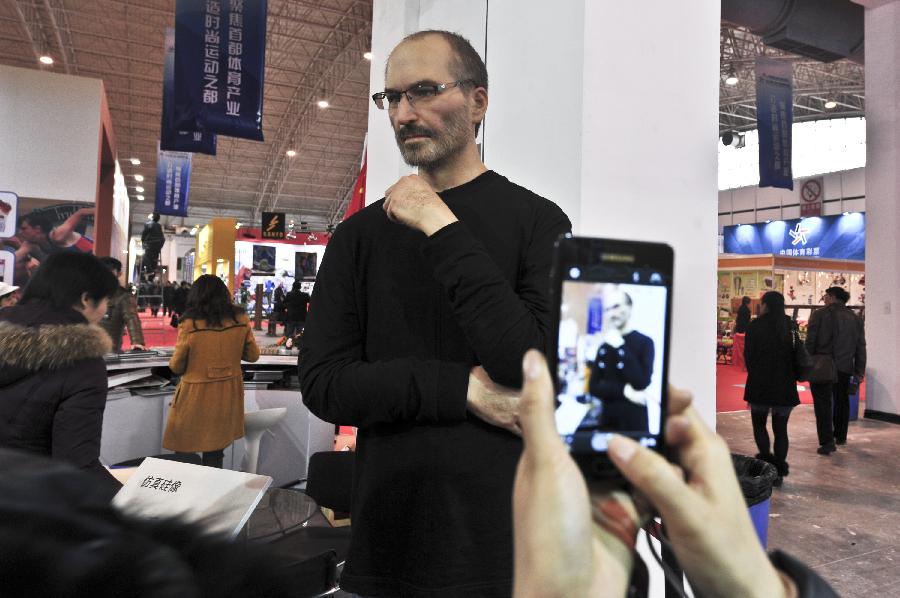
[299,31,570,596]
[98,257,145,352]
[805,286,866,454]
[735,295,752,333]
[140,213,165,274]
[282,282,309,339]
[162,280,175,316]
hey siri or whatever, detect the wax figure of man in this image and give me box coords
[299,30,571,597]
[805,286,866,454]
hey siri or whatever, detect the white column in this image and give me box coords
[863,0,900,417]
[366,2,720,426]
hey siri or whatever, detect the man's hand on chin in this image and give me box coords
[384,175,458,236]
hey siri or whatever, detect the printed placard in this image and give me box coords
[112,457,272,538]
[0,191,18,238]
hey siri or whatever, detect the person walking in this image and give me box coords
[162,275,260,468]
[282,281,309,340]
[98,257,146,353]
[162,280,175,317]
[805,286,866,454]
[743,291,799,484]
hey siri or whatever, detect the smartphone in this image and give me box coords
[550,235,674,478]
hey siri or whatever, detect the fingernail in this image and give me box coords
[608,435,637,463]
[522,350,543,380]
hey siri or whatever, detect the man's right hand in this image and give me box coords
[467,366,522,435]
[622,384,647,405]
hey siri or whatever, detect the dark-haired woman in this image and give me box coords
[743,291,800,484]
[163,275,260,468]
[0,252,119,486]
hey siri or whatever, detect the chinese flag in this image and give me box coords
[342,151,367,221]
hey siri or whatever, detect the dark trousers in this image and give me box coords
[176,449,224,468]
[750,405,793,464]
[810,372,851,446]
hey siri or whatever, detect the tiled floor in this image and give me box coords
[717,406,900,597]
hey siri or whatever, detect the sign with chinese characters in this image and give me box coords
[261,211,285,239]
[799,176,824,217]
[154,145,192,217]
[723,213,865,261]
[113,457,272,539]
[161,28,217,155]
[0,191,18,238]
[755,58,793,190]
[173,0,267,141]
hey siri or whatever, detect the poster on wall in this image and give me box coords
[294,252,317,278]
[252,245,276,274]
[0,191,19,239]
[173,0,268,141]
[161,28,217,155]
[0,199,95,288]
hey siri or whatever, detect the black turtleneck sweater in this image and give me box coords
[299,170,571,597]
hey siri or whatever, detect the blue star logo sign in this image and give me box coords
[788,223,810,246]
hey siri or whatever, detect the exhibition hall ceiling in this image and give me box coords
[0,4,866,229]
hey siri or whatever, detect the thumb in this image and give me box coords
[519,350,564,459]
[607,435,695,522]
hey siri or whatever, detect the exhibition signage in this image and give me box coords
[161,28,217,155]
[755,59,793,190]
[723,213,866,261]
[113,457,271,539]
[173,0,267,141]
[799,177,824,217]
[154,145,192,217]
[261,212,285,239]
[0,192,19,284]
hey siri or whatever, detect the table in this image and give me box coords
[243,488,319,541]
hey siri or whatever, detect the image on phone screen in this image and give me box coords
[555,279,668,453]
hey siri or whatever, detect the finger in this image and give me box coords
[666,385,692,415]
[518,350,563,454]
[607,434,695,521]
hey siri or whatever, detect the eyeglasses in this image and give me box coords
[372,80,473,110]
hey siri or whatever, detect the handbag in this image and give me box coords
[792,328,813,381]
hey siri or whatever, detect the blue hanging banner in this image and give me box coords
[723,213,866,261]
[755,59,793,190]
[173,0,267,141]
[154,145,192,217]
[162,28,217,155]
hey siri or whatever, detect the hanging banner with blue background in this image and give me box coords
[755,59,793,190]
[154,146,192,217]
[723,213,865,261]
[173,0,267,141]
[162,28,217,155]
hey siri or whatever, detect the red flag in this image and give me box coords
[342,150,367,221]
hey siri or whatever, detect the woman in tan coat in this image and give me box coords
[163,275,260,467]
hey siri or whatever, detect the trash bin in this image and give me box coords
[732,454,779,548]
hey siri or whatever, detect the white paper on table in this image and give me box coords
[112,458,272,539]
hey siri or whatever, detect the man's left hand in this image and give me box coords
[384,175,458,236]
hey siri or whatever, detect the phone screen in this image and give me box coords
[552,238,672,457]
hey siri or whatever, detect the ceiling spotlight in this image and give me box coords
[235,222,242,229]
[189,226,198,236]
[135,186,145,193]
[765,220,771,223]
[130,158,141,166]
[286,149,297,157]
[39,55,54,65]
[843,211,851,216]
[136,195,145,201]
[134,174,144,182]
[317,100,329,109]
[824,99,837,110]
[363,51,373,60]
[724,70,739,86]
[721,131,745,148]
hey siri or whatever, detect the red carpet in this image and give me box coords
[122,311,179,349]
[716,363,864,413]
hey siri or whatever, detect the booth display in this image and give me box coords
[194,217,236,292]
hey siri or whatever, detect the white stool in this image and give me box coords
[242,408,287,474]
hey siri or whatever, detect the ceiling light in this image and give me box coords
[724,71,739,86]
[235,222,242,229]
[189,227,198,236]
[130,158,141,165]
[135,186,145,193]
[765,220,771,223]
[39,55,53,65]
[317,100,329,109]
[843,211,851,216]
[824,99,837,110]
[286,149,297,157]
[136,195,145,201]
[147,214,153,219]
[363,51,373,60]
[134,174,144,182]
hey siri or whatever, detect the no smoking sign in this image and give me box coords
[800,177,824,217]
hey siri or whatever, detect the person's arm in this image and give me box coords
[53,360,120,484]
[744,324,754,373]
[854,315,866,377]
[168,324,190,375]
[242,320,260,363]
[49,207,93,245]
[299,226,471,428]
[421,208,571,388]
